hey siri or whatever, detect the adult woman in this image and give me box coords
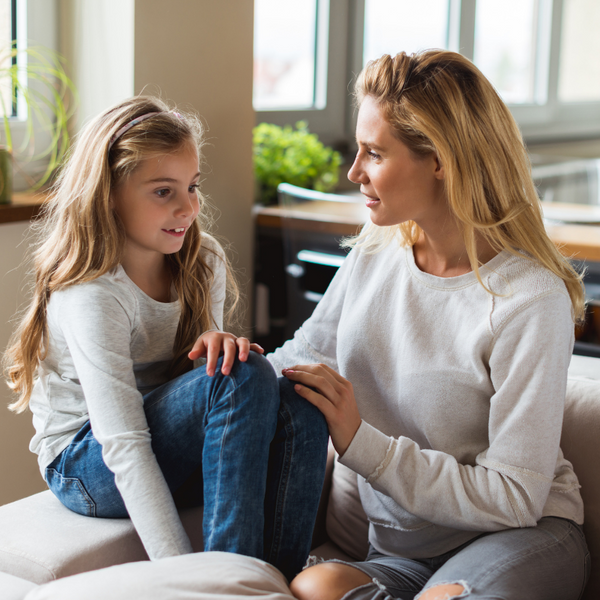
[267,51,589,599]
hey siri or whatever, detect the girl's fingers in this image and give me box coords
[236,337,251,361]
[249,343,264,355]
[220,336,239,375]
[188,338,207,361]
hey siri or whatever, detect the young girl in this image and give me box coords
[4,96,328,581]
[268,51,590,599]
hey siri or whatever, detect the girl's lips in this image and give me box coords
[364,195,380,208]
[162,227,186,237]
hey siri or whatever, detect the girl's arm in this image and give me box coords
[57,283,192,560]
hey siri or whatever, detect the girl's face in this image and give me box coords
[348,96,447,229]
[111,143,200,265]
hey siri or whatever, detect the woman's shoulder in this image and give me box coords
[487,251,571,334]
[490,251,568,297]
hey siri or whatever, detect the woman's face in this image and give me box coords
[348,96,446,229]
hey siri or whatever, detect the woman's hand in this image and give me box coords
[282,364,361,456]
[188,331,264,376]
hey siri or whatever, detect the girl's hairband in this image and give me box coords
[108,111,184,151]
[108,112,159,150]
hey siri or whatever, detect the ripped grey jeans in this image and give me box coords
[327,517,589,600]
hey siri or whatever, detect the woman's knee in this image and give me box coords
[290,563,372,600]
[417,584,465,600]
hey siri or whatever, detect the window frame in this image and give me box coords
[255,0,600,148]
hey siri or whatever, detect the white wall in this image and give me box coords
[0,222,47,505]
[1,0,255,504]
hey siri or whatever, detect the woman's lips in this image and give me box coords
[364,195,380,208]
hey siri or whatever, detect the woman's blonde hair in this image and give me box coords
[5,95,239,413]
[349,50,585,322]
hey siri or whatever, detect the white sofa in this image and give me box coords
[1,354,599,600]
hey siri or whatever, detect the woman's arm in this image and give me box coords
[287,290,576,531]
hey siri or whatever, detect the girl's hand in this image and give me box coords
[188,331,264,376]
[282,364,361,456]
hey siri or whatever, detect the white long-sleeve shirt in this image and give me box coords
[268,236,584,559]
[29,235,226,560]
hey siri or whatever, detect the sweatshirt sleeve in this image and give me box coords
[203,234,227,331]
[56,285,193,559]
[267,246,358,374]
[340,289,575,531]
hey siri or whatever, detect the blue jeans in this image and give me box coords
[45,353,329,581]
[330,517,590,600]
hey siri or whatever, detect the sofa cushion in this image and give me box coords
[562,376,600,600]
[325,459,369,560]
[0,571,37,600]
[0,490,204,584]
[23,551,293,600]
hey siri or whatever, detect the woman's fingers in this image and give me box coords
[282,364,361,456]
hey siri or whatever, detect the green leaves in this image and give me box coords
[0,44,77,190]
[253,121,342,205]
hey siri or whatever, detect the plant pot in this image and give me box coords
[0,148,12,204]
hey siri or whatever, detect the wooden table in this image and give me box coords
[255,200,600,263]
[0,192,47,224]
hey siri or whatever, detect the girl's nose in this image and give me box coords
[174,193,196,218]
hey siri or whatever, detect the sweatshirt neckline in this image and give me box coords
[403,244,511,290]
[115,265,179,307]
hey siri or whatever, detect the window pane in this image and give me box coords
[253,0,318,110]
[0,0,13,116]
[558,0,600,102]
[473,0,537,104]
[363,0,449,65]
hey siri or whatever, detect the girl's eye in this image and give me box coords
[188,184,200,193]
[156,188,170,198]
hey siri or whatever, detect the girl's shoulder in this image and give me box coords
[50,267,137,315]
[199,232,227,272]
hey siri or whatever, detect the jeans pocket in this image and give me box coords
[45,468,97,517]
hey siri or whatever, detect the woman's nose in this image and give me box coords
[347,155,366,184]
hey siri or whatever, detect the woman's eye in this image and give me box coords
[188,184,200,193]
[367,150,380,160]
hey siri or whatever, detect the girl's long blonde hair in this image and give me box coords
[349,50,585,323]
[5,96,239,413]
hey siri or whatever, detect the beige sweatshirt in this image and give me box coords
[267,236,583,559]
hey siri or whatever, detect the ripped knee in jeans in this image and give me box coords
[415,581,470,600]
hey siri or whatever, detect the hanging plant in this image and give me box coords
[0,43,77,201]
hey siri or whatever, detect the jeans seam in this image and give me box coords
[46,468,97,517]
[267,400,294,562]
[205,371,236,549]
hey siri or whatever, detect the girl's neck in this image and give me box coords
[120,252,172,303]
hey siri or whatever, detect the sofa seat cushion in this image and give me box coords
[0,571,37,600]
[0,490,204,584]
[24,551,293,600]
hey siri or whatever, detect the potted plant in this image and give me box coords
[0,44,76,203]
[253,121,342,206]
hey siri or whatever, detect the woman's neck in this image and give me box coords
[412,223,498,278]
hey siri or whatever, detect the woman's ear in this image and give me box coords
[433,155,445,180]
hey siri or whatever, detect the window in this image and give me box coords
[254,0,600,146]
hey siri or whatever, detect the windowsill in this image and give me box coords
[0,191,48,225]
